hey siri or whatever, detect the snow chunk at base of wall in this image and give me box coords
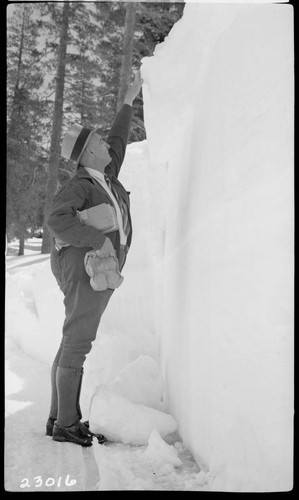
[141,3,293,492]
[88,355,177,446]
[89,387,177,446]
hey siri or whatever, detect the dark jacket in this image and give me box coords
[47,104,133,285]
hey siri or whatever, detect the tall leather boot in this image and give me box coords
[55,366,83,427]
[49,359,59,419]
[46,364,83,436]
[53,366,92,446]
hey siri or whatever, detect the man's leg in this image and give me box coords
[55,280,114,427]
[49,348,83,422]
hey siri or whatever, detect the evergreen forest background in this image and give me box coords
[7,1,185,254]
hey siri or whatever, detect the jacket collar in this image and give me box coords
[76,165,113,181]
[76,165,93,179]
[84,167,105,182]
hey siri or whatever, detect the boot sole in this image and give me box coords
[53,434,93,447]
[46,420,90,438]
[49,420,106,446]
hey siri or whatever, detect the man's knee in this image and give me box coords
[57,337,93,368]
[58,281,114,366]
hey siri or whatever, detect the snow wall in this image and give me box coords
[140,3,294,492]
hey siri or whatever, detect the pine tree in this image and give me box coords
[7,3,47,254]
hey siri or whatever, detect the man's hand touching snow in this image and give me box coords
[124,70,143,106]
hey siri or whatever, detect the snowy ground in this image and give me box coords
[5,238,211,492]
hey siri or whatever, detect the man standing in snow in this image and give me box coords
[46,71,142,446]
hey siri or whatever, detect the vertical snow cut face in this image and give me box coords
[141,3,293,493]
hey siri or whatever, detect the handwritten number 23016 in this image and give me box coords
[20,475,76,488]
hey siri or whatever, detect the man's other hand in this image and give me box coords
[95,237,116,258]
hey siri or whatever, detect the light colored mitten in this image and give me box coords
[84,251,124,291]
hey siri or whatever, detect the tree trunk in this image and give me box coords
[41,2,70,254]
[18,235,25,256]
[116,2,137,112]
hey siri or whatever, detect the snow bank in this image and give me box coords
[141,2,293,492]
[88,355,175,445]
[5,260,64,366]
[88,352,176,446]
[89,387,177,446]
[107,355,165,410]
